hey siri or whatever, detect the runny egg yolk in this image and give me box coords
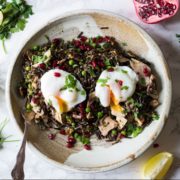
[110,89,124,113]
[55,96,68,113]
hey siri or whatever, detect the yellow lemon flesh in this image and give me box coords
[143,152,173,179]
[0,11,3,25]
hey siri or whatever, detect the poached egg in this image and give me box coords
[95,66,138,112]
[41,69,86,114]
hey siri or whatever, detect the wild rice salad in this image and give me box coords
[19,35,159,150]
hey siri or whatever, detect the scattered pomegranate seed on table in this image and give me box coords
[48,134,56,140]
[84,144,91,150]
[153,143,160,148]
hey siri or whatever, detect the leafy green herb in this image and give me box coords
[0,118,19,147]
[65,74,77,89]
[104,58,111,67]
[139,77,146,86]
[81,90,86,96]
[97,78,108,84]
[152,112,159,120]
[0,0,33,52]
[121,86,129,90]
[121,69,128,74]
[126,124,143,137]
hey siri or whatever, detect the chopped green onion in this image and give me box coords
[69,59,74,66]
[85,107,91,113]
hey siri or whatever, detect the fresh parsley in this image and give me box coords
[97,78,109,86]
[121,69,128,74]
[126,124,143,137]
[121,86,129,90]
[0,0,33,52]
[65,74,77,89]
[152,112,160,120]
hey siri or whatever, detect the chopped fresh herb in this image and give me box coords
[69,59,74,66]
[104,58,111,67]
[97,78,108,84]
[121,86,129,90]
[121,69,128,74]
[111,129,117,136]
[81,90,86,96]
[47,99,52,106]
[0,0,33,53]
[152,112,159,120]
[126,124,143,137]
[139,77,146,86]
[65,74,77,89]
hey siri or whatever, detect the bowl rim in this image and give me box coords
[6,9,172,173]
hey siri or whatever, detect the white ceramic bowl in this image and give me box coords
[6,10,172,172]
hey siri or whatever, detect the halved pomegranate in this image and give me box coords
[133,0,179,23]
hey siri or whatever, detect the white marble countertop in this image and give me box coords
[0,0,180,179]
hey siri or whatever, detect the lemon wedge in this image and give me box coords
[0,11,3,25]
[143,152,173,179]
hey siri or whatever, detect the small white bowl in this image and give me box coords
[6,10,172,172]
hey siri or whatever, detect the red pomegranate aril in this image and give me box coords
[84,144,91,150]
[52,61,58,68]
[66,142,74,148]
[54,72,61,77]
[104,36,111,42]
[67,137,76,144]
[91,60,97,68]
[143,67,150,76]
[73,40,81,47]
[48,134,56,140]
[118,80,123,86]
[52,38,60,45]
[38,63,46,70]
[108,67,114,72]
[119,134,125,139]
[97,36,104,43]
[59,129,66,135]
[80,36,87,42]
[32,97,39,104]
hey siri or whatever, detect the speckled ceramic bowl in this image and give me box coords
[6,10,172,172]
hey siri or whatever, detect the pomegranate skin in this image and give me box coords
[133,0,179,24]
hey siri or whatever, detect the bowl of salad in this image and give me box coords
[6,10,172,172]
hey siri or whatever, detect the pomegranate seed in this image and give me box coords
[31,97,39,104]
[54,72,61,77]
[38,63,46,70]
[119,134,125,139]
[108,67,114,72]
[48,134,56,140]
[104,36,111,42]
[153,143,159,148]
[59,129,66,135]
[52,38,60,45]
[143,67,150,76]
[79,45,86,51]
[84,144,91,150]
[80,36,87,42]
[52,61,58,68]
[91,60,97,68]
[84,132,91,138]
[92,37,97,43]
[73,40,81,47]
[98,61,104,67]
[97,36,104,43]
[118,80,123,86]
[67,137,76,144]
[66,142,74,148]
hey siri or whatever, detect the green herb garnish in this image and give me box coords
[65,74,77,89]
[121,42,127,46]
[121,69,128,74]
[126,124,143,137]
[81,90,86,96]
[152,112,159,120]
[121,86,129,90]
[0,0,33,52]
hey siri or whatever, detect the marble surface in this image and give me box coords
[0,0,180,179]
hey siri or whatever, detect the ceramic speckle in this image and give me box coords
[6,10,172,172]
